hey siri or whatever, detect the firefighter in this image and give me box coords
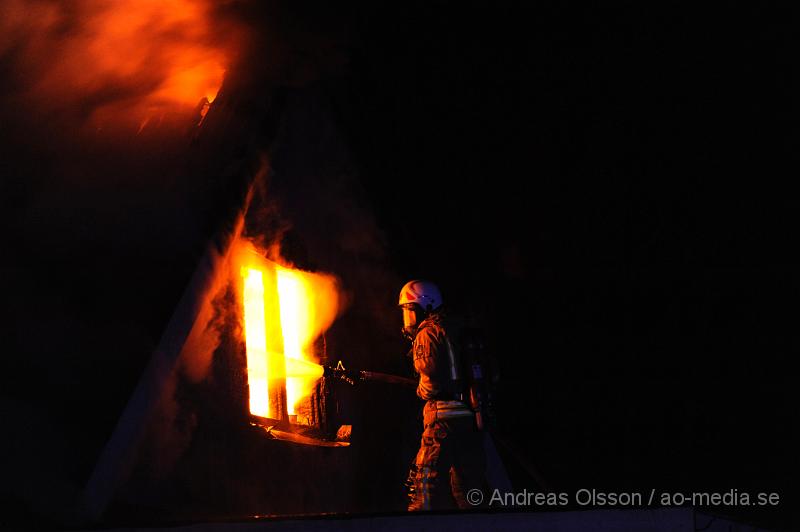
[399,280,487,511]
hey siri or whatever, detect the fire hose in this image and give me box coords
[323,360,417,387]
[324,360,550,491]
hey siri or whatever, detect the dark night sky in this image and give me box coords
[1,1,798,529]
[345,4,798,518]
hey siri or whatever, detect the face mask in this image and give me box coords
[401,306,419,341]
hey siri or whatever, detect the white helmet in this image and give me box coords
[398,280,442,340]
[398,280,443,312]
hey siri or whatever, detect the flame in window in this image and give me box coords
[241,268,270,417]
[238,243,339,422]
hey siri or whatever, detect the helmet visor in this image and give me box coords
[402,307,418,330]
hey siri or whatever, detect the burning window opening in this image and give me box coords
[195,97,212,128]
[236,242,346,444]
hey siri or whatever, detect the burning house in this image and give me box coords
[77,72,407,521]
[1,1,794,530]
[0,2,410,520]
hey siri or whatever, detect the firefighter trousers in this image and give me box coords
[408,400,487,511]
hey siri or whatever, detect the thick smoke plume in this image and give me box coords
[0,0,242,131]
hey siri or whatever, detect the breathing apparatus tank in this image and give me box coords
[458,324,495,431]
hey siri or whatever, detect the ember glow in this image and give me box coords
[236,242,340,422]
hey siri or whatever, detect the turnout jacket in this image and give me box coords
[412,313,459,401]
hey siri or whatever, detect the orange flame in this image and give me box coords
[236,240,340,423]
[277,268,326,416]
[1,0,232,128]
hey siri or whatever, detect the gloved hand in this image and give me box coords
[323,361,363,386]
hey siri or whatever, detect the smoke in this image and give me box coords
[0,1,383,521]
[0,0,241,131]
[0,0,352,136]
[178,257,237,385]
